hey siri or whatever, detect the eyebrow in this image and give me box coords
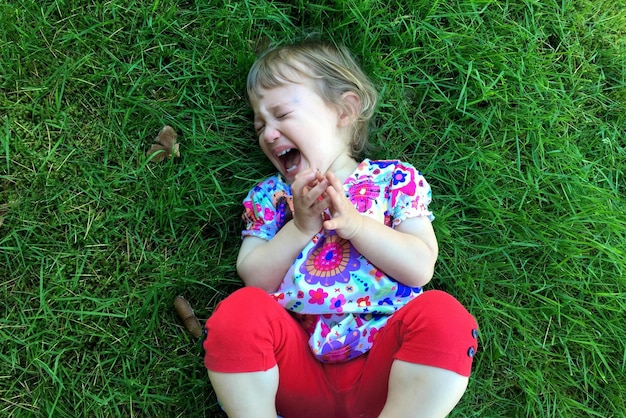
[270,104,289,112]
[256,102,290,117]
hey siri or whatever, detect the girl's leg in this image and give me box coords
[208,366,279,418]
[203,287,335,418]
[378,362,468,418]
[353,290,478,418]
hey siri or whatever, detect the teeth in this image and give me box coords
[276,148,297,173]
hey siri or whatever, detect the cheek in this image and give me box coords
[259,143,271,158]
[257,135,268,150]
[259,142,279,165]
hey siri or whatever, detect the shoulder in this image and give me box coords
[245,174,291,201]
[251,174,290,193]
[356,159,425,183]
[359,159,420,172]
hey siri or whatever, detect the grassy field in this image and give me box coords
[1,0,625,416]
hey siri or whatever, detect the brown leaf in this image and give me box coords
[146,125,180,162]
[174,296,203,339]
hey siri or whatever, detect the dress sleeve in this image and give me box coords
[241,176,289,241]
[389,161,434,226]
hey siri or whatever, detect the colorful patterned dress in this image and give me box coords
[242,159,434,362]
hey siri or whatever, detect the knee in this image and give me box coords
[209,287,270,317]
[392,290,479,345]
[393,291,479,377]
[399,290,479,355]
[226,285,271,302]
[203,287,285,373]
[220,286,272,309]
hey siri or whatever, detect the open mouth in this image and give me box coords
[277,148,301,174]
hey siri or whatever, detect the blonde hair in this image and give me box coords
[246,41,378,158]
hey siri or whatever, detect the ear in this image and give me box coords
[337,91,361,128]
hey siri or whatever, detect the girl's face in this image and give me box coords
[249,74,355,183]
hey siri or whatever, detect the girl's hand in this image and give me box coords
[323,170,364,240]
[291,168,330,236]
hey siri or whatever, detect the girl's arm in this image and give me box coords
[236,221,314,292]
[347,215,438,287]
[237,169,330,292]
[323,171,438,288]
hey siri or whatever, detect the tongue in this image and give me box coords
[285,150,301,171]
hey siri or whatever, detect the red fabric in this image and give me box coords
[204,287,478,418]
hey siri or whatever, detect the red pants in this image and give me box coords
[204,287,477,418]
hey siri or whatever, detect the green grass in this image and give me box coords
[1,0,624,416]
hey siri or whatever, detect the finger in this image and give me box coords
[311,188,331,211]
[323,218,336,231]
[315,169,326,184]
[325,170,344,190]
[299,177,327,206]
[307,175,321,189]
[295,167,317,180]
[296,182,330,213]
[325,185,343,210]
[312,176,329,194]
[303,170,326,191]
[292,169,318,196]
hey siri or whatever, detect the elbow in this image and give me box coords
[418,263,436,287]
[424,248,438,285]
[235,257,249,283]
[236,252,258,287]
[416,247,438,287]
[395,260,435,288]
[237,262,279,293]
[236,262,257,288]
[391,245,438,288]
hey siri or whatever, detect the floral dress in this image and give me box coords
[242,159,434,362]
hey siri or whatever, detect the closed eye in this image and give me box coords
[254,111,290,136]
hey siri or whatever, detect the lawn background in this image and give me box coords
[1,0,625,417]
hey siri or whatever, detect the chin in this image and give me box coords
[282,171,297,183]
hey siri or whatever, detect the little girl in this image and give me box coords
[203,40,478,418]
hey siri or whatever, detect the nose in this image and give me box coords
[262,124,280,143]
